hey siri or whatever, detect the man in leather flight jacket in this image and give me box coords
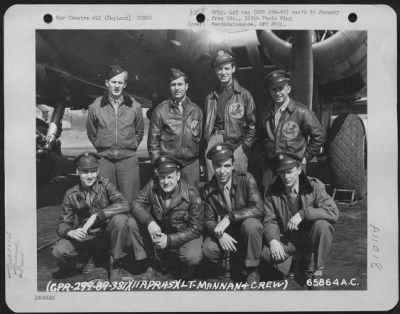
[129,155,204,279]
[261,69,325,193]
[86,64,144,202]
[203,50,257,180]
[52,152,133,281]
[201,143,263,283]
[148,69,203,188]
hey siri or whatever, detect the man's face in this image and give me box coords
[158,170,180,193]
[169,76,188,101]
[213,158,234,184]
[215,62,235,86]
[268,83,291,106]
[77,168,99,188]
[105,71,128,99]
[279,165,301,189]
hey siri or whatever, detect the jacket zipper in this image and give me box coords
[115,105,118,159]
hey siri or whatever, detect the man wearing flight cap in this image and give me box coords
[260,69,325,193]
[52,151,134,281]
[262,152,338,286]
[148,68,203,188]
[129,155,204,279]
[87,64,144,202]
[203,50,257,180]
[201,143,263,283]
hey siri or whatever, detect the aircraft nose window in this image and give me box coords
[348,13,357,23]
[43,14,53,24]
[196,13,205,23]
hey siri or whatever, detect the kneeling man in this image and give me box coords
[262,153,339,282]
[201,143,264,283]
[129,155,204,279]
[52,152,132,281]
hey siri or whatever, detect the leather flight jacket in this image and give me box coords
[261,99,325,161]
[148,97,203,166]
[201,170,264,239]
[86,92,144,160]
[203,79,257,151]
[263,173,339,244]
[57,176,129,238]
[131,179,204,249]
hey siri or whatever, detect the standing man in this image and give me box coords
[129,155,204,279]
[261,69,325,192]
[262,153,339,284]
[52,152,133,282]
[203,50,257,180]
[87,64,144,202]
[201,143,263,283]
[148,68,203,188]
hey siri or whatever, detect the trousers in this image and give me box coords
[52,214,132,269]
[261,219,334,272]
[99,155,140,202]
[127,217,203,267]
[181,159,200,189]
[202,218,263,268]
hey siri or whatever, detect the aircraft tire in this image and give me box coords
[328,114,367,199]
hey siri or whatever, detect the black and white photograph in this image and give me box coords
[4,4,398,312]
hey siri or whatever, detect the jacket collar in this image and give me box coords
[208,170,240,195]
[269,172,313,196]
[168,96,190,109]
[212,78,242,98]
[265,98,295,121]
[100,91,133,107]
[153,179,191,203]
[286,98,296,113]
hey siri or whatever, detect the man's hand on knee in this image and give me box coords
[218,233,238,252]
[269,239,287,263]
[67,228,88,242]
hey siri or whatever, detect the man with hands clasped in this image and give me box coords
[129,155,204,279]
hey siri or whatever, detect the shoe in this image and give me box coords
[180,265,196,280]
[82,258,96,274]
[302,268,324,290]
[139,266,161,281]
[109,257,134,282]
[245,268,260,284]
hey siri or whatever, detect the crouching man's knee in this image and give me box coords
[180,237,203,266]
[312,220,334,235]
[108,214,129,230]
[52,239,78,264]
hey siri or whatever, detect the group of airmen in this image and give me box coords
[52,49,339,287]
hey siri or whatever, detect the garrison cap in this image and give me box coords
[264,70,291,88]
[73,151,100,170]
[276,152,301,173]
[105,64,127,80]
[169,68,187,83]
[154,155,183,175]
[212,49,235,68]
[206,142,234,163]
